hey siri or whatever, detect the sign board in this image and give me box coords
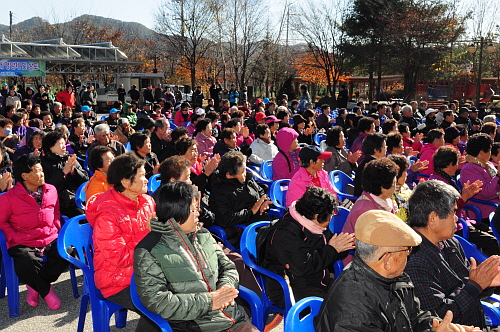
[0,59,46,77]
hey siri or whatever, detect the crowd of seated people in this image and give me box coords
[3,85,500,331]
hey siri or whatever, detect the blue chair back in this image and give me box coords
[269,179,290,217]
[454,235,488,263]
[284,297,323,332]
[75,181,88,209]
[168,119,177,129]
[100,115,108,121]
[407,155,418,165]
[207,224,246,253]
[240,221,293,318]
[490,212,500,242]
[57,215,127,332]
[130,274,174,332]
[124,142,131,152]
[148,174,162,196]
[329,170,358,201]
[260,160,273,180]
[328,207,350,234]
[313,133,326,146]
[246,167,273,188]
[84,149,94,176]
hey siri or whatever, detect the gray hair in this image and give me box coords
[230,106,239,113]
[484,115,496,124]
[53,102,62,108]
[94,123,110,136]
[356,239,402,264]
[408,180,460,228]
[356,239,385,263]
[277,106,288,112]
[401,105,412,115]
[155,118,168,130]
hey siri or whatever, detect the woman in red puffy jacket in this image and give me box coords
[86,152,158,331]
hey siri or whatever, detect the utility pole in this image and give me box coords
[9,11,13,39]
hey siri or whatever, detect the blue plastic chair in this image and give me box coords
[313,133,326,146]
[124,142,131,152]
[168,119,177,129]
[207,224,246,253]
[57,215,128,332]
[328,207,352,278]
[407,155,418,165]
[489,212,500,242]
[454,234,500,325]
[130,273,173,332]
[75,181,88,210]
[260,160,273,181]
[100,115,109,121]
[284,296,323,332]
[240,221,293,319]
[84,149,94,177]
[0,229,79,318]
[329,170,358,201]
[147,174,162,196]
[246,167,273,188]
[131,274,264,331]
[269,179,290,218]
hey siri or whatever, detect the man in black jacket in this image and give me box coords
[315,210,480,332]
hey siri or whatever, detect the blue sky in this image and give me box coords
[1,0,286,30]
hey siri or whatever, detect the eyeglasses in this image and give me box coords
[378,247,413,261]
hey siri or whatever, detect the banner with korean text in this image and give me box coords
[0,59,46,77]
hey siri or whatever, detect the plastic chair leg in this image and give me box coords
[115,308,128,328]
[92,300,112,332]
[0,262,6,299]
[5,269,19,318]
[69,264,79,298]
[77,294,90,332]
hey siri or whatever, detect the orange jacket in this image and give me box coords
[85,170,112,203]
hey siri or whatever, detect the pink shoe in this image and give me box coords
[26,285,39,307]
[43,285,61,310]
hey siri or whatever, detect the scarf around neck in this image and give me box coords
[289,201,326,235]
[466,154,497,178]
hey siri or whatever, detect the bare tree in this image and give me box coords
[293,0,350,97]
[156,0,215,89]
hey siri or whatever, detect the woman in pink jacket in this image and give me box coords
[286,145,337,207]
[193,118,217,158]
[0,154,68,310]
[272,127,300,180]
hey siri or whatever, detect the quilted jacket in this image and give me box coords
[86,188,155,297]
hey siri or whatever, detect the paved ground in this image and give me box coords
[0,269,283,332]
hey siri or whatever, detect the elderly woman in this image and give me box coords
[130,132,159,179]
[350,117,376,163]
[134,181,258,332]
[344,157,398,234]
[0,155,69,310]
[273,127,300,180]
[209,151,272,246]
[286,145,337,207]
[353,133,387,197]
[193,118,217,158]
[324,126,360,174]
[429,146,499,255]
[249,124,279,165]
[263,187,354,305]
[85,145,114,203]
[114,118,135,145]
[176,137,219,194]
[41,131,89,217]
[86,153,158,331]
[13,127,45,161]
[418,129,445,177]
[460,133,500,225]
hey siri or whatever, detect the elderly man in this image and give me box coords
[316,210,481,332]
[150,118,170,162]
[86,124,125,165]
[405,180,500,329]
